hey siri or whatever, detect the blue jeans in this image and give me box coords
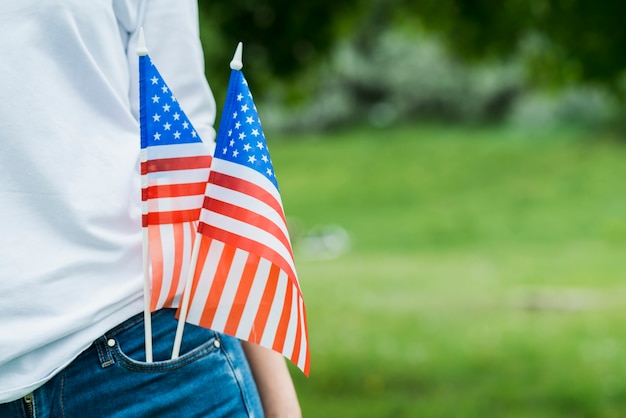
[0,309,264,417]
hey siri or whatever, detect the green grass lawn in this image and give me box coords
[269,124,626,417]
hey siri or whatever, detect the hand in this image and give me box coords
[242,342,302,418]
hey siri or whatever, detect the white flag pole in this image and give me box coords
[137,28,153,363]
[170,42,244,359]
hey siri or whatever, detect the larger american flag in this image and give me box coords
[139,54,213,311]
[183,68,310,375]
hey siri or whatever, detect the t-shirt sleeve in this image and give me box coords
[114,0,217,146]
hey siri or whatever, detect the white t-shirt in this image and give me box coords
[0,0,216,402]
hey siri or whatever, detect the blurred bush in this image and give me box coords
[260,28,624,133]
[261,28,525,131]
[198,0,625,133]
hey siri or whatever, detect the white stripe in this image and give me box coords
[260,270,288,348]
[211,158,282,205]
[235,258,271,340]
[186,240,225,325]
[282,285,299,359]
[201,209,297,280]
[211,248,248,330]
[297,296,308,371]
[206,183,290,244]
[146,167,211,183]
[147,194,205,213]
[146,142,212,159]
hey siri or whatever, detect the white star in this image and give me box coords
[152,114,161,122]
[261,154,269,162]
[161,85,169,93]
[232,111,238,119]
[173,131,181,139]
[191,131,197,138]
[243,143,251,151]
[256,142,264,150]
[246,116,254,125]
[162,104,170,112]
[266,168,273,177]
[222,147,228,154]
[150,76,159,85]
[251,129,260,137]
[153,132,161,140]
[171,95,177,102]
[248,155,257,164]
[233,149,239,157]
[237,93,244,101]
[235,122,241,130]
[151,95,159,103]
[239,132,246,140]
[163,122,171,131]
[241,104,249,112]
[173,112,180,120]
[182,121,189,129]
[228,129,233,137]
[229,139,235,147]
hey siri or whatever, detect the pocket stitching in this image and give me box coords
[113,334,221,373]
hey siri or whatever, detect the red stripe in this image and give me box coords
[301,300,311,377]
[197,244,237,328]
[143,182,207,200]
[143,209,200,226]
[148,225,164,312]
[224,253,261,336]
[290,300,303,367]
[141,156,212,174]
[209,171,287,226]
[248,264,281,344]
[197,224,301,297]
[203,198,292,255]
[272,280,293,353]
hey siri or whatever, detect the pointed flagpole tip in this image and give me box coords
[230,42,243,70]
[136,27,149,56]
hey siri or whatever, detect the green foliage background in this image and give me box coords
[271,125,626,417]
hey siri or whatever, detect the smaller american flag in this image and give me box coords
[183,66,310,375]
[139,54,213,311]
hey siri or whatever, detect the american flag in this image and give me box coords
[183,68,310,375]
[139,54,213,311]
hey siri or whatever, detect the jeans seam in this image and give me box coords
[220,339,255,417]
[59,372,66,418]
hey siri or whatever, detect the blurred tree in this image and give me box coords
[395,0,626,90]
[197,0,358,100]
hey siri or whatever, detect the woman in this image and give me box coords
[0,1,300,416]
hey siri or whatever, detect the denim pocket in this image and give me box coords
[112,332,222,373]
[106,309,223,373]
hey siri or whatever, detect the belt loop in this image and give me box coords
[95,336,116,368]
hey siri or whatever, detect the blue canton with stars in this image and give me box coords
[140,56,202,148]
[215,70,278,190]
